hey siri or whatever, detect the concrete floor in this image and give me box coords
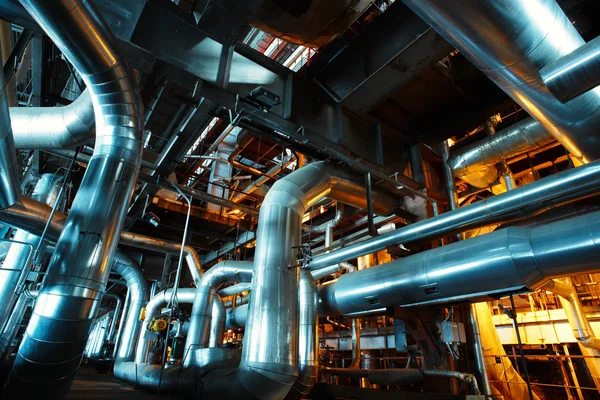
[65,368,177,399]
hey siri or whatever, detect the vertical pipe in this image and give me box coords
[6,0,144,396]
[508,294,534,400]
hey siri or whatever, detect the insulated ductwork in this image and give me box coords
[0,173,63,334]
[308,159,600,270]
[403,0,600,163]
[287,270,318,399]
[0,73,20,209]
[540,35,600,103]
[111,253,149,361]
[201,161,399,399]
[448,118,555,188]
[5,0,144,398]
[0,198,204,286]
[319,210,600,316]
[185,260,252,366]
[209,296,226,348]
[9,90,94,149]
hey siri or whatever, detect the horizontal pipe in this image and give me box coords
[540,35,600,103]
[403,0,600,163]
[308,159,600,269]
[319,210,600,316]
[10,90,94,149]
[449,118,554,188]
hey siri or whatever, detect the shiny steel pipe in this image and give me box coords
[103,294,122,343]
[10,90,94,149]
[202,161,399,399]
[541,35,600,103]
[218,282,251,297]
[0,70,20,209]
[0,174,62,334]
[288,270,319,399]
[6,0,144,397]
[0,197,203,288]
[208,296,225,348]
[403,0,600,162]
[119,232,203,286]
[185,260,252,366]
[309,159,600,270]
[225,303,248,330]
[449,118,554,188]
[319,210,600,316]
[111,253,149,362]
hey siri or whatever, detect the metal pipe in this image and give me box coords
[9,90,94,149]
[185,260,252,366]
[322,368,479,394]
[103,293,123,343]
[111,253,149,362]
[112,289,130,360]
[0,173,62,333]
[402,0,600,163]
[208,296,225,348]
[540,35,600,103]
[288,269,319,399]
[308,158,600,270]
[468,304,493,397]
[201,161,399,399]
[449,118,554,188]
[5,0,144,397]
[319,210,600,316]
[0,66,20,209]
[225,303,248,330]
[0,196,204,289]
[218,282,251,297]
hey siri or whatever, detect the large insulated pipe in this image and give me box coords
[208,296,226,348]
[288,270,319,399]
[0,173,63,333]
[541,35,600,103]
[448,118,555,188]
[5,0,143,397]
[111,253,149,361]
[0,73,20,209]
[402,0,600,163]
[0,197,204,287]
[319,210,600,316]
[9,90,94,149]
[308,158,600,270]
[201,161,399,399]
[185,260,252,366]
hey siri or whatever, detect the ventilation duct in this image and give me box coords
[4,0,144,397]
[0,72,20,209]
[403,0,600,163]
[9,90,94,149]
[448,118,554,188]
[319,210,600,316]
